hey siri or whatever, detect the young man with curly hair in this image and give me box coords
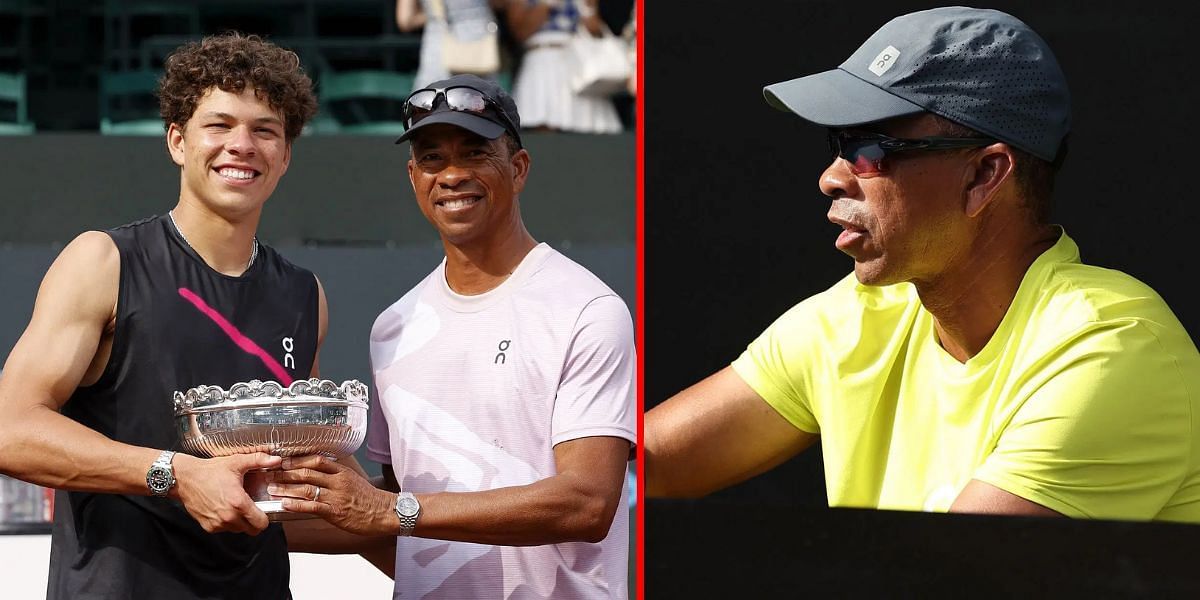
[0,33,336,598]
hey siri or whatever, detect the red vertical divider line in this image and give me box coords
[635,0,645,597]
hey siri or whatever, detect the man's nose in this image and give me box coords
[818,158,857,200]
[437,161,474,186]
[226,125,258,156]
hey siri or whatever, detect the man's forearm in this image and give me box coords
[275,439,629,546]
[0,403,162,495]
[409,473,623,547]
[284,517,397,553]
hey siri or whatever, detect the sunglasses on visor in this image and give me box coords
[402,86,523,148]
[827,130,997,176]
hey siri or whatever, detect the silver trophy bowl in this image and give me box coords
[173,378,369,520]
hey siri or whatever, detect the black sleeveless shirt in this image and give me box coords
[47,214,319,599]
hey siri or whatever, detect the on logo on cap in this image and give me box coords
[868,45,901,76]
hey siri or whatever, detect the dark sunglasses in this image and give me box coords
[827,130,996,176]
[403,85,523,148]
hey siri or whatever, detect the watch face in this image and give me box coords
[397,497,419,516]
[147,467,172,492]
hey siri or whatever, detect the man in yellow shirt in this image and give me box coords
[644,6,1200,521]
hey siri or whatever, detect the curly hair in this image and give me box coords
[158,32,317,142]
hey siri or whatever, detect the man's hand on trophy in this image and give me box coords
[269,455,396,536]
[173,452,283,535]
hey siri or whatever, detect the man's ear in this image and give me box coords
[965,143,1015,218]
[511,148,531,195]
[166,123,186,167]
[279,143,291,177]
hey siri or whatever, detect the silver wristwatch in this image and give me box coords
[395,491,421,536]
[146,450,177,497]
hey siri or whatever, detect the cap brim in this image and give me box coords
[763,68,926,128]
[394,111,507,144]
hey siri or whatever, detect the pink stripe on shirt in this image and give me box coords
[177,287,294,385]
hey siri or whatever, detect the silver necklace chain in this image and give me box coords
[168,210,258,271]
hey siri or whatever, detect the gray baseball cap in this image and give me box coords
[764,6,1071,162]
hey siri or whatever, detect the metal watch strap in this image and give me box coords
[395,491,420,536]
[147,450,176,497]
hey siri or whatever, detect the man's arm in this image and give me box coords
[271,435,629,545]
[416,435,629,544]
[950,480,1062,517]
[505,0,552,44]
[645,366,818,498]
[395,0,426,32]
[0,232,282,535]
[309,273,328,380]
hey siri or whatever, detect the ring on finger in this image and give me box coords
[313,485,321,502]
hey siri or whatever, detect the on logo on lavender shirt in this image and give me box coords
[494,339,511,365]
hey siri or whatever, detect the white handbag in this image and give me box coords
[566,23,632,97]
[442,26,501,75]
[430,0,501,75]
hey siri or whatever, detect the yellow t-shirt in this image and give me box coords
[732,230,1200,522]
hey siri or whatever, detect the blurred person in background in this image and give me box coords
[397,0,508,90]
[622,1,636,97]
[506,0,623,133]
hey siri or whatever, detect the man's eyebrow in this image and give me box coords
[410,144,442,156]
[200,112,285,126]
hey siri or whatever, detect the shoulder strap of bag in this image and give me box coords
[428,0,446,22]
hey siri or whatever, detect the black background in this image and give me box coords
[646,503,1200,596]
[646,0,1200,509]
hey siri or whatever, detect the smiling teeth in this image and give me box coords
[219,168,255,180]
[441,198,477,209]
